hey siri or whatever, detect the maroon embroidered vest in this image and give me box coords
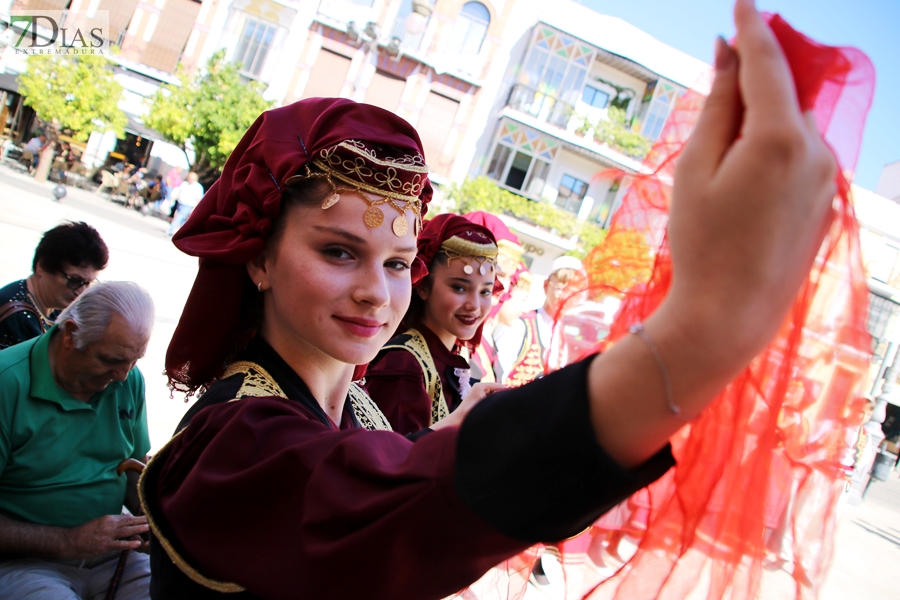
[504,312,544,387]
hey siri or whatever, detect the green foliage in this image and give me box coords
[578,106,651,160]
[18,53,126,141]
[144,50,273,177]
[446,177,607,260]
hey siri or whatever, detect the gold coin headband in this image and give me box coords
[441,235,499,276]
[284,140,427,238]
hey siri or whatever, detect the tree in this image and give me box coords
[144,50,274,186]
[18,52,126,180]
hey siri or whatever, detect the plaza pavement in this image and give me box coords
[0,165,897,599]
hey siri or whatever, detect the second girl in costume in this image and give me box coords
[365,214,500,435]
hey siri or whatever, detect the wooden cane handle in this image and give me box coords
[116,458,145,477]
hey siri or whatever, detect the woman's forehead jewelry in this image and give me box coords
[363,205,385,228]
[392,215,408,237]
[441,235,498,276]
[283,140,426,238]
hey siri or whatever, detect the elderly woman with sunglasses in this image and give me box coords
[0,221,107,349]
[140,2,838,597]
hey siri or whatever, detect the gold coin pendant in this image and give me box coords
[321,193,340,209]
[392,215,408,237]
[363,206,384,228]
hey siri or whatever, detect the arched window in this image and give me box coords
[447,2,490,55]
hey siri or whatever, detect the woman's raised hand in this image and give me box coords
[587,0,837,468]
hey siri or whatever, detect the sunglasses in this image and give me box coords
[58,270,96,290]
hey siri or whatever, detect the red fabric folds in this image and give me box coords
[545,14,875,600]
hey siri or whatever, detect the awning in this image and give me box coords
[124,114,165,142]
[0,73,19,94]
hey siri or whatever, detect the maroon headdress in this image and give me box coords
[166,98,432,392]
[463,211,524,277]
[411,213,498,350]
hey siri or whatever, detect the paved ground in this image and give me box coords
[1,166,897,599]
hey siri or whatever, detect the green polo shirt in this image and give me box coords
[0,326,150,527]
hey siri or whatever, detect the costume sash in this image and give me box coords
[504,314,544,388]
[382,328,451,426]
[223,360,391,431]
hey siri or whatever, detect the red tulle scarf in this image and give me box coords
[529,13,875,600]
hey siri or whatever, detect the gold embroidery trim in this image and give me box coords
[348,382,392,431]
[382,328,450,426]
[138,439,246,593]
[441,236,498,261]
[223,360,286,400]
[312,140,428,204]
[506,316,544,388]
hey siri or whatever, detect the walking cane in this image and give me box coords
[105,458,147,600]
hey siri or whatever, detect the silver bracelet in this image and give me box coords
[629,322,684,418]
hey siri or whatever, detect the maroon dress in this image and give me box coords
[143,337,674,599]
[366,324,470,435]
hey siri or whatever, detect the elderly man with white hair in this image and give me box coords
[0,281,155,600]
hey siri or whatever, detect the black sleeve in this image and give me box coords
[405,427,434,441]
[0,311,43,349]
[455,355,674,543]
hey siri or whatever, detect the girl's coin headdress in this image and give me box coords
[441,234,499,276]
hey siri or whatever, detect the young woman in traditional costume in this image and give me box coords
[365,213,502,435]
[139,3,841,596]
[461,210,529,385]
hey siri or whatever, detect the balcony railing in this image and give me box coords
[507,83,574,130]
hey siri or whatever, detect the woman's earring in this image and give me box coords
[257,281,263,292]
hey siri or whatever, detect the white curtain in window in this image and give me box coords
[234,17,276,77]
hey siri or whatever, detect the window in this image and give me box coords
[640,81,679,141]
[487,145,550,196]
[581,86,609,109]
[234,17,276,77]
[868,293,900,341]
[519,27,593,107]
[363,71,406,113]
[302,49,352,99]
[487,120,559,197]
[556,174,588,213]
[641,95,669,140]
[417,92,460,170]
[487,145,512,181]
[588,178,621,226]
[872,243,900,284]
[447,2,490,55]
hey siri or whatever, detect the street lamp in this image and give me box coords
[405,0,432,35]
